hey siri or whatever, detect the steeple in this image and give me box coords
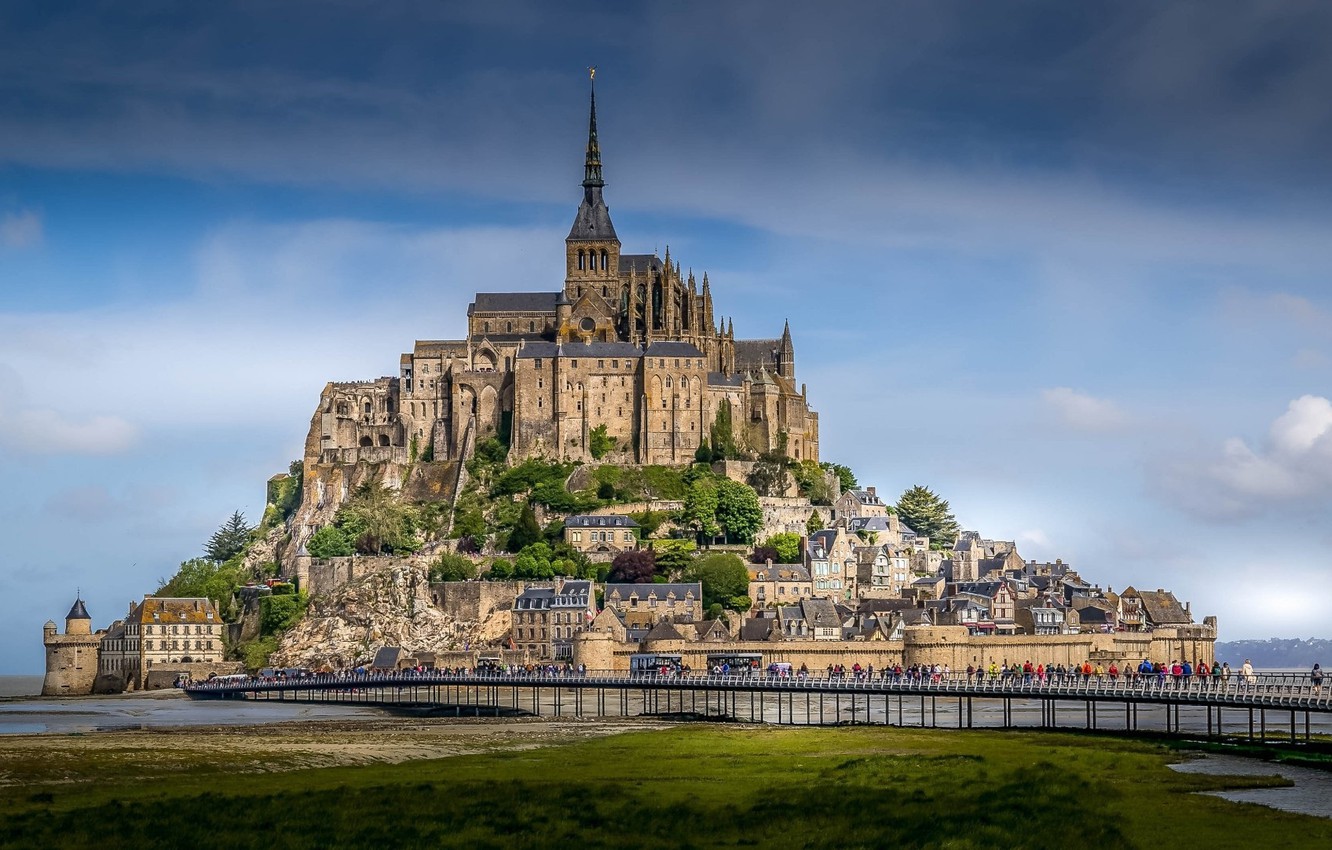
[568,69,618,243]
[778,319,796,380]
[583,71,603,190]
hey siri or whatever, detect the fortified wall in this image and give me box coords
[573,625,1216,673]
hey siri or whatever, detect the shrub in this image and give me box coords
[608,549,656,583]
[686,552,750,610]
[764,532,803,564]
[588,424,616,460]
[306,525,353,559]
[430,553,478,582]
[259,592,307,636]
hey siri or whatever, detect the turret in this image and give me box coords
[778,318,796,380]
[65,596,92,636]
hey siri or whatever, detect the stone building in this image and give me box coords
[304,82,819,473]
[42,596,102,696]
[98,596,225,690]
[563,514,639,556]
[603,582,704,624]
[511,579,596,660]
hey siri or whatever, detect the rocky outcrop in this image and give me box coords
[270,564,508,670]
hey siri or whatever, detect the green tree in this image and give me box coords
[896,484,961,549]
[486,558,514,580]
[430,552,478,582]
[650,539,695,577]
[791,460,833,505]
[628,509,667,538]
[588,424,617,459]
[714,479,762,544]
[259,591,307,636]
[806,510,825,535]
[306,525,352,559]
[205,511,253,563]
[156,558,240,614]
[681,478,720,541]
[507,502,542,553]
[709,400,739,460]
[763,532,802,564]
[686,552,751,610]
[336,483,420,554]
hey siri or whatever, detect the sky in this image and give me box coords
[2,1,1330,674]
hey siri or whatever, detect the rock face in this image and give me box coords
[271,564,506,670]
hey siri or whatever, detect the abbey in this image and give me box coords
[311,85,819,467]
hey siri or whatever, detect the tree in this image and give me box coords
[681,478,720,541]
[608,549,656,583]
[260,591,308,635]
[747,459,790,497]
[336,483,419,555]
[486,558,514,580]
[750,545,779,565]
[306,525,352,559]
[156,558,240,614]
[896,484,961,549]
[205,511,253,563]
[686,552,750,610]
[791,460,833,505]
[628,509,667,538]
[430,552,478,582]
[506,502,542,553]
[650,540,695,577]
[714,479,762,544]
[764,532,802,564]
[709,400,739,460]
[588,424,616,459]
[806,510,825,535]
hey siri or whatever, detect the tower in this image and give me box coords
[42,594,100,696]
[564,70,621,303]
[777,319,796,381]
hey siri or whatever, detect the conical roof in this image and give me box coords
[66,597,90,620]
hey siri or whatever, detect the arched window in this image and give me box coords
[600,249,608,270]
[378,434,390,447]
[507,321,513,333]
[529,321,535,332]
[577,250,585,270]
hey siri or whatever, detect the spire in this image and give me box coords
[782,319,792,345]
[568,69,618,243]
[583,68,603,190]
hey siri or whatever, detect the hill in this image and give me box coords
[1214,637,1331,669]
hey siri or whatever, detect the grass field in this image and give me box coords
[1,722,1327,849]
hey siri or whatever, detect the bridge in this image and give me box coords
[184,670,1331,743]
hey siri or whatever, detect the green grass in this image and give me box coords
[1,726,1328,849]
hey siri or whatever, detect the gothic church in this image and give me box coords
[310,83,819,467]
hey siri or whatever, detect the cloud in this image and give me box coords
[0,364,138,456]
[1041,387,1131,433]
[0,210,42,248]
[1156,395,1332,520]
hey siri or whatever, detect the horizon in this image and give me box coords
[4,2,1332,674]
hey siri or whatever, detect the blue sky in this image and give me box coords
[3,2,1330,673]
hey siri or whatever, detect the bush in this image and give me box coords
[651,539,695,577]
[506,503,542,553]
[306,525,353,559]
[156,558,241,616]
[475,437,508,465]
[764,532,803,564]
[588,424,616,460]
[686,552,750,610]
[486,558,514,580]
[750,546,779,565]
[430,553,478,582]
[259,592,307,636]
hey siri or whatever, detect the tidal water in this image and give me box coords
[1170,753,1332,819]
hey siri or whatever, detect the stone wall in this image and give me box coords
[573,625,1216,673]
[305,554,436,599]
[430,581,524,623]
[758,496,820,539]
[42,635,101,696]
[144,661,244,690]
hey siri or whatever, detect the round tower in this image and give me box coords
[42,595,100,696]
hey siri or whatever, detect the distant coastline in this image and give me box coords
[0,676,43,699]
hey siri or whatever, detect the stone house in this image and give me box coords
[748,562,813,609]
[834,487,890,521]
[564,514,639,556]
[95,597,225,691]
[1119,587,1193,631]
[806,528,857,599]
[603,582,703,624]
[512,579,595,660]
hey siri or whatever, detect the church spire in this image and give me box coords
[568,68,618,243]
[583,68,603,189]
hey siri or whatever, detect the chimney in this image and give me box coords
[867,486,876,497]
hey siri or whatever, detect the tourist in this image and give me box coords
[1312,663,1324,691]
[1240,659,1255,687]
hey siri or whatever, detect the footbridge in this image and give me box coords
[184,670,1331,742]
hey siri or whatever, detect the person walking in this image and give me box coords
[1241,659,1255,687]
[1312,663,1323,692]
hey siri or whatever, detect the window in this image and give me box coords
[535,358,542,369]
[597,360,604,369]
[571,360,578,368]
[529,321,535,332]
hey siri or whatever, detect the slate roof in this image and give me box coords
[371,647,405,669]
[733,339,780,371]
[845,489,885,506]
[644,341,705,357]
[642,621,686,643]
[66,598,91,620]
[1134,589,1192,625]
[802,598,841,627]
[740,617,782,641]
[848,516,892,534]
[470,292,561,314]
[618,253,661,274]
[568,189,618,241]
[566,514,639,529]
[516,341,644,359]
[605,583,701,601]
[749,564,812,582]
[707,371,746,388]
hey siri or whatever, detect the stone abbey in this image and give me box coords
[310,84,819,468]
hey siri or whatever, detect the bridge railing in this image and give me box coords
[182,669,1330,708]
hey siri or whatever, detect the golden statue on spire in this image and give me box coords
[588,66,596,81]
